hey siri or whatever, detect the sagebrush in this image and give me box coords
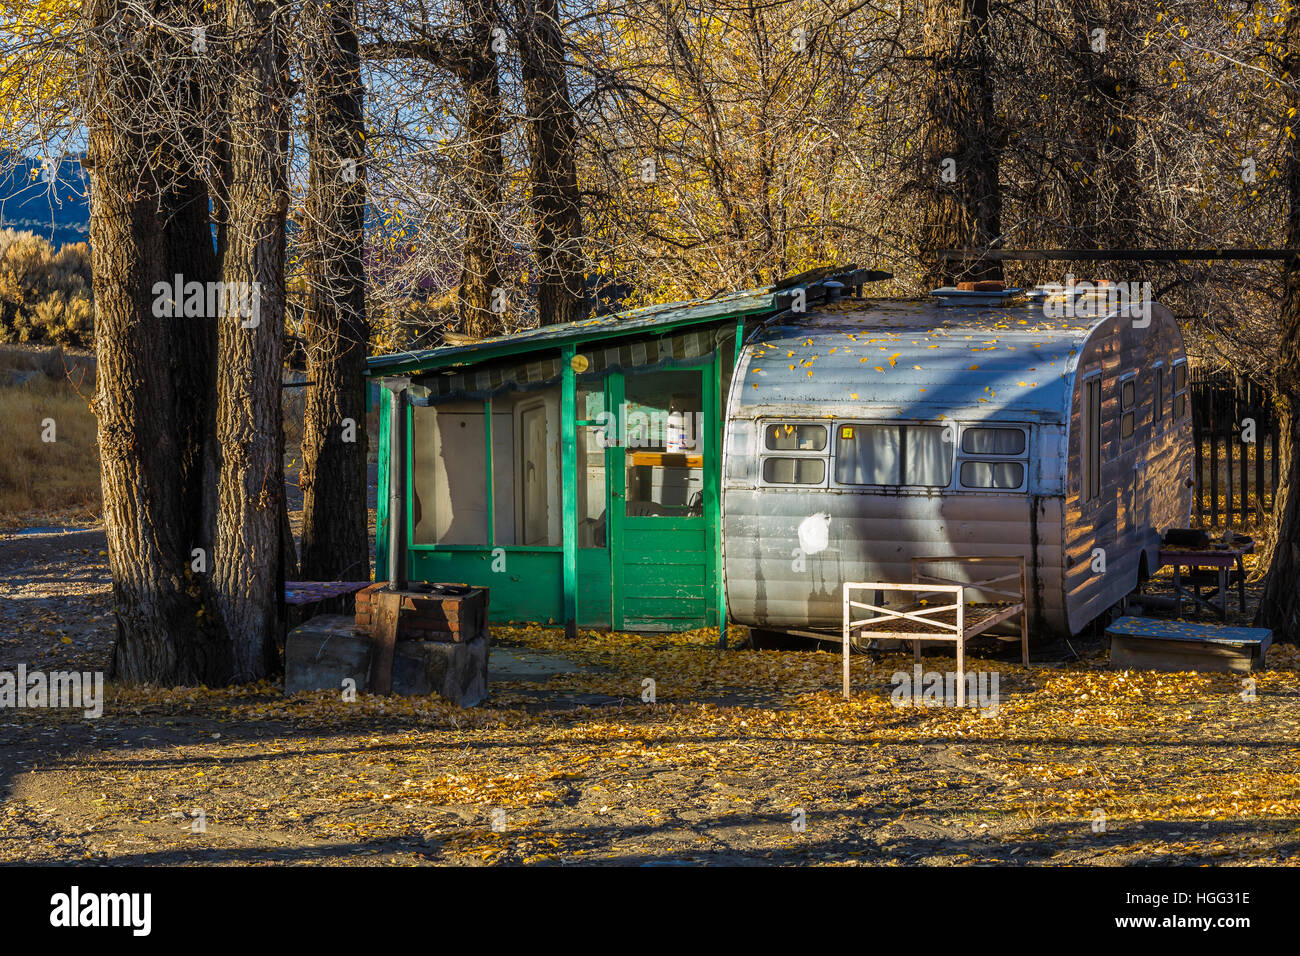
[0,229,93,348]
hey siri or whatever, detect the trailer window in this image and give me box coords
[835,424,951,487]
[764,423,827,451]
[1173,361,1188,420]
[957,425,1028,490]
[961,427,1026,456]
[1120,376,1136,439]
[1084,377,1102,502]
[762,457,826,485]
[960,461,1024,489]
[1154,366,1165,423]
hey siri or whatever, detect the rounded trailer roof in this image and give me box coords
[735,297,1123,424]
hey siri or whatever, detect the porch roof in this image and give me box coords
[364,266,891,378]
[365,288,780,378]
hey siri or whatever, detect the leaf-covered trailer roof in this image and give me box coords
[735,298,1124,423]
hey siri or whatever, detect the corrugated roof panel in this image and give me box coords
[736,299,1112,423]
[365,285,782,376]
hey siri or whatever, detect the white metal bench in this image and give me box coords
[841,556,1029,705]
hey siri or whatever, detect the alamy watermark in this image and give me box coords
[49,886,150,936]
[151,275,262,328]
[0,665,104,718]
[891,664,1000,715]
[590,405,705,451]
[1041,274,1152,328]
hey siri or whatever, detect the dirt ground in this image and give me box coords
[1,525,1298,866]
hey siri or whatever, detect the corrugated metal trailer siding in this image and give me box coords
[722,297,1191,641]
[724,489,1068,631]
[722,300,1087,637]
[1062,304,1193,633]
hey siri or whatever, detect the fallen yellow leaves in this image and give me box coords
[7,620,1298,866]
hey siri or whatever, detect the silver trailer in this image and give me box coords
[721,291,1193,641]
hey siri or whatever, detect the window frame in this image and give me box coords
[754,417,1040,494]
[757,419,830,488]
[955,424,1030,492]
[1082,374,1103,504]
[1152,361,1165,426]
[1119,371,1137,441]
[760,456,828,487]
[762,421,829,453]
[832,420,955,489]
[1172,359,1190,422]
[960,425,1028,458]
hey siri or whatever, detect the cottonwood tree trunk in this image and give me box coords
[1257,5,1300,642]
[358,8,506,336]
[517,0,586,325]
[213,0,289,679]
[916,0,1002,287]
[1257,393,1297,590]
[299,0,370,583]
[86,1,232,683]
[161,1,222,557]
[1067,2,1141,249]
[459,0,506,336]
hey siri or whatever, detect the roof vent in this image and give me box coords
[930,284,1023,307]
[1025,281,1118,311]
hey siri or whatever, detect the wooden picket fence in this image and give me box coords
[1190,370,1279,528]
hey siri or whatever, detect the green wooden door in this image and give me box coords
[608,363,718,631]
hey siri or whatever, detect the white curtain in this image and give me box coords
[836,424,952,487]
[961,460,1024,489]
[835,425,900,484]
[962,427,1025,456]
[905,426,952,486]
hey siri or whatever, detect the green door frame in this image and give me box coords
[605,370,627,629]
[561,346,578,639]
[606,357,719,631]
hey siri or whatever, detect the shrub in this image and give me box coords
[0,230,93,347]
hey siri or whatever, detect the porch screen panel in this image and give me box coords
[506,386,562,546]
[411,404,489,545]
[577,381,607,548]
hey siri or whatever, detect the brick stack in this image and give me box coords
[354,582,488,643]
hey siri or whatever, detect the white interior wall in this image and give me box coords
[492,412,515,544]
[411,388,562,548]
[411,402,488,545]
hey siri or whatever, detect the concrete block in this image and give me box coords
[285,614,489,706]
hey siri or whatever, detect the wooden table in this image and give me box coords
[284,581,372,605]
[1157,544,1251,621]
[283,581,372,637]
[842,556,1028,705]
[1106,616,1271,674]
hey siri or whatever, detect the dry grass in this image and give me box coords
[0,372,101,526]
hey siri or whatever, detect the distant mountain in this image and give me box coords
[0,152,91,249]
